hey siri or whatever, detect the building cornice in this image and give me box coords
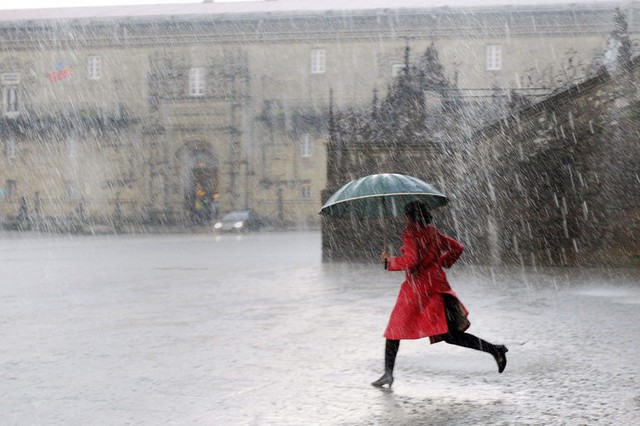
[0,2,627,50]
[0,1,622,22]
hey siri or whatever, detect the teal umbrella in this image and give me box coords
[320,173,448,219]
[320,173,448,251]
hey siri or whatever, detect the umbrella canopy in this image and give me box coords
[320,173,448,218]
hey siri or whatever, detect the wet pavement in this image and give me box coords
[1,231,639,425]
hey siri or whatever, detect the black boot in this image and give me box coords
[493,345,508,373]
[443,332,508,374]
[372,339,399,388]
[371,370,394,388]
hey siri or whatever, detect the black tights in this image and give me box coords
[383,332,499,374]
[384,339,401,373]
[442,331,501,356]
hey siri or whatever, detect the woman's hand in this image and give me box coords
[380,251,390,263]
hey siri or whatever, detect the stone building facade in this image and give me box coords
[0,0,634,231]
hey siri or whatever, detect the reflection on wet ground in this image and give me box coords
[1,232,638,424]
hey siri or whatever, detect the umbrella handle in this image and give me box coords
[382,197,390,255]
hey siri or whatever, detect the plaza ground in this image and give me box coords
[1,231,639,425]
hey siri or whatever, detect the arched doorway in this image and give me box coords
[180,143,219,224]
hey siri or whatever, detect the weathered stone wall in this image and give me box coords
[464,64,640,266]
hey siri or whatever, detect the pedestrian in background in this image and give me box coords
[372,201,508,388]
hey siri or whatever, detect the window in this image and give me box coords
[391,64,406,77]
[6,179,16,201]
[1,73,20,85]
[1,71,20,115]
[189,67,206,97]
[66,138,77,160]
[486,45,502,71]
[5,136,16,160]
[2,86,19,116]
[87,55,101,80]
[64,180,77,200]
[300,134,312,157]
[301,182,311,199]
[310,49,326,74]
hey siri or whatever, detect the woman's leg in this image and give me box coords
[372,339,399,388]
[443,331,494,353]
[385,339,400,373]
[441,294,508,373]
[443,331,508,373]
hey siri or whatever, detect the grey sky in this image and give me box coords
[1,0,232,10]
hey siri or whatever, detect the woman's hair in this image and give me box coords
[404,201,432,226]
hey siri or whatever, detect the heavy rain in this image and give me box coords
[1,0,639,424]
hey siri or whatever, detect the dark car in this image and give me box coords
[214,210,264,232]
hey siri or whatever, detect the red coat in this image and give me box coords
[384,223,469,341]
